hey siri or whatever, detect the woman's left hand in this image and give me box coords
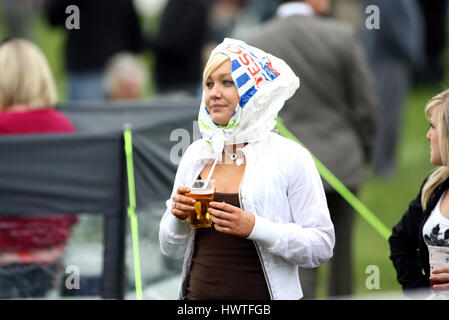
[208,201,255,238]
[430,266,449,292]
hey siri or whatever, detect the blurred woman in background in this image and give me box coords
[390,89,449,298]
[0,38,78,298]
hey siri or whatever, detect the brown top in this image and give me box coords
[185,192,270,300]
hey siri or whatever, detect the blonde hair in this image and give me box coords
[421,89,449,210]
[0,39,57,111]
[202,53,230,88]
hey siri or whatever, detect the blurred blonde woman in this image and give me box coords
[390,89,449,298]
[0,38,77,298]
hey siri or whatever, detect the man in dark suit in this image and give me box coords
[145,0,210,97]
[243,0,377,298]
[362,0,423,176]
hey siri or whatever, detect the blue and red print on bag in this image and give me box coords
[223,44,280,108]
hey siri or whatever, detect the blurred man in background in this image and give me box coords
[244,0,377,298]
[44,0,143,101]
[416,0,448,85]
[145,0,210,97]
[361,0,424,177]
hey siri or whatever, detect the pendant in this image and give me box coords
[236,157,244,166]
[230,154,237,161]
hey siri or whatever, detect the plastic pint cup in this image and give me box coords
[429,245,449,289]
[185,179,215,228]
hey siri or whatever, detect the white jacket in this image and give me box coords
[159,132,335,299]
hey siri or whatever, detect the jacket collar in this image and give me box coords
[276,2,315,18]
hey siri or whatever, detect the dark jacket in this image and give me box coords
[389,173,449,294]
[45,0,142,72]
[145,0,209,92]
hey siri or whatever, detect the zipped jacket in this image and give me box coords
[159,132,335,299]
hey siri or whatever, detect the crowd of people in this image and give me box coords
[0,0,449,300]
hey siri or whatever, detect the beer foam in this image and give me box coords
[189,188,214,194]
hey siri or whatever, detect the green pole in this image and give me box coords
[123,124,143,300]
[275,117,391,241]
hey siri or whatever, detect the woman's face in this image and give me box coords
[427,108,443,166]
[204,60,239,126]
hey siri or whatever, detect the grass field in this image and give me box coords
[1,8,449,299]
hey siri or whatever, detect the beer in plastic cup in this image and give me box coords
[429,245,449,290]
[185,179,215,228]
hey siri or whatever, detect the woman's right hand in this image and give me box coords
[171,186,196,221]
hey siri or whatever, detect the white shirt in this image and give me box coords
[276,2,315,18]
[159,132,335,299]
[423,192,449,247]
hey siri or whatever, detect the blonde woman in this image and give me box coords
[159,38,334,300]
[390,89,449,297]
[0,38,77,298]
